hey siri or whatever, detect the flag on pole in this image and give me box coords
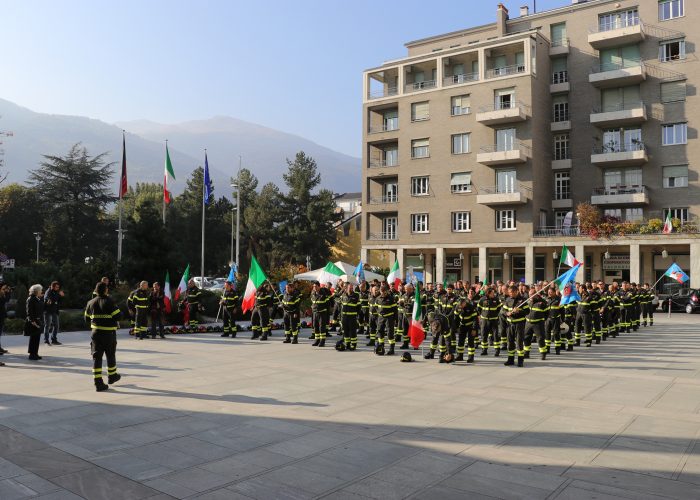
[119,132,128,199]
[353,261,365,281]
[664,263,689,283]
[662,213,673,234]
[387,260,401,289]
[227,263,237,283]
[479,276,489,295]
[204,153,213,206]
[559,244,580,267]
[163,271,172,313]
[242,255,268,313]
[164,143,176,204]
[279,280,288,294]
[175,264,190,301]
[554,263,582,306]
[319,261,344,287]
[408,286,425,348]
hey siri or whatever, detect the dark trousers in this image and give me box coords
[150,311,165,337]
[135,308,149,339]
[575,312,592,341]
[91,331,117,383]
[43,312,59,342]
[524,321,546,354]
[342,314,358,348]
[457,325,477,356]
[223,307,236,335]
[283,312,299,337]
[188,304,199,326]
[0,317,4,346]
[545,317,561,347]
[368,314,378,341]
[312,310,328,340]
[251,307,270,336]
[498,315,509,349]
[27,334,41,356]
[507,321,525,357]
[377,315,395,345]
[479,319,498,350]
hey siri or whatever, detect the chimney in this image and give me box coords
[520,5,529,17]
[496,3,509,37]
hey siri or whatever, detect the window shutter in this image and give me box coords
[664,165,688,177]
[661,80,686,102]
[412,102,429,120]
[450,172,472,186]
[413,138,429,148]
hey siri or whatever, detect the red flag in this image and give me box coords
[119,132,128,199]
[182,301,190,325]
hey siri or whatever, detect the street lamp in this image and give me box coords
[32,232,41,263]
[230,156,242,269]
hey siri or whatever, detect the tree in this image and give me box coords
[245,182,282,268]
[28,144,115,264]
[0,184,44,265]
[231,168,258,272]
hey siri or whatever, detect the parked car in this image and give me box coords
[659,288,700,314]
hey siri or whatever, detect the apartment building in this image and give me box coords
[361,0,700,288]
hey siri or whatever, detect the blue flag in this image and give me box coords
[279,280,288,294]
[227,263,237,283]
[353,261,365,281]
[554,263,582,306]
[665,263,689,283]
[204,153,213,205]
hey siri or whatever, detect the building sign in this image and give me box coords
[446,256,462,269]
[603,255,629,271]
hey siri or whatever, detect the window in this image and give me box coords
[664,207,689,222]
[600,45,640,71]
[382,110,398,131]
[604,208,643,222]
[661,80,687,103]
[384,147,398,167]
[659,0,684,21]
[551,23,567,47]
[496,128,516,151]
[553,96,569,122]
[663,165,689,188]
[382,181,398,202]
[555,210,567,229]
[496,170,516,193]
[602,128,642,152]
[411,213,429,233]
[662,123,687,145]
[411,176,430,196]
[554,171,571,200]
[551,57,568,84]
[411,139,429,158]
[496,209,516,231]
[553,134,570,160]
[451,211,471,232]
[411,101,429,121]
[660,39,686,62]
[495,88,515,109]
[450,172,472,193]
[601,85,641,112]
[451,133,470,154]
[451,95,470,116]
[599,9,639,32]
[604,168,642,188]
[382,216,397,239]
[511,255,526,283]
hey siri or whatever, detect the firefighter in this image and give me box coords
[477,287,500,356]
[367,284,380,347]
[310,281,331,347]
[641,283,654,327]
[630,283,641,331]
[618,282,634,334]
[607,283,621,338]
[132,281,150,340]
[424,283,436,324]
[589,283,602,343]
[126,288,136,335]
[329,279,344,332]
[281,282,301,344]
[455,291,478,363]
[437,283,459,357]
[524,288,549,360]
[149,281,166,339]
[251,283,273,340]
[575,284,593,347]
[497,284,510,354]
[395,282,405,347]
[84,281,122,392]
[358,280,370,338]
[400,283,415,350]
[596,281,610,342]
[502,285,529,367]
[376,284,397,355]
[340,282,360,350]
[220,281,239,338]
[186,279,202,327]
[545,286,563,354]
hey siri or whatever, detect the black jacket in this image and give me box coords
[0,293,7,320]
[24,295,44,336]
[44,288,61,314]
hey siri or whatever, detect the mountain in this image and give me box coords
[0,98,360,194]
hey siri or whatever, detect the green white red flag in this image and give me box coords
[387,260,401,289]
[408,286,425,348]
[242,255,267,313]
[319,261,344,287]
[559,244,580,267]
[662,213,673,234]
[175,264,190,301]
[163,271,172,313]
[164,143,176,204]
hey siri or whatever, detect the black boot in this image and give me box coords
[455,353,464,362]
[555,346,561,355]
[524,351,530,359]
[595,338,601,344]
[541,352,547,360]
[481,348,488,356]
[251,332,259,340]
[517,356,524,367]
[567,344,574,352]
[318,339,326,347]
[95,379,109,392]
[504,356,515,366]
[291,336,298,344]
[401,341,409,350]
[260,334,268,341]
[424,350,435,360]
[546,346,551,354]
[494,348,501,357]
[574,339,581,347]
[108,373,121,384]
[312,338,320,346]
[221,332,230,337]
[466,354,474,363]
[367,339,375,347]
[386,345,395,356]
[283,334,291,343]
[308,333,315,340]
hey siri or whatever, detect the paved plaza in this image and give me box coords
[1,315,700,499]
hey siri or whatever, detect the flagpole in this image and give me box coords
[201,151,206,286]
[116,130,125,282]
[163,140,168,225]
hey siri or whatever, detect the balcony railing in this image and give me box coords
[535,225,581,237]
[369,196,398,205]
[535,220,699,238]
[405,80,436,92]
[553,109,570,122]
[592,59,644,74]
[592,141,646,154]
[477,100,530,113]
[479,141,531,154]
[369,122,399,134]
[591,101,644,114]
[590,16,641,34]
[369,159,398,168]
[551,71,569,84]
[368,87,398,100]
[479,183,528,195]
[443,72,479,86]
[369,232,397,241]
[486,64,526,79]
[591,185,647,196]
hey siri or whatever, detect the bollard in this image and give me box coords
[668,298,672,318]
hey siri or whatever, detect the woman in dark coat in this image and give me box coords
[25,284,44,360]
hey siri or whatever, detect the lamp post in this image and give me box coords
[231,156,242,269]
[33,232,41,263]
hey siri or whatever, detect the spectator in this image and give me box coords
[150,281,166,339]
[25,284,44,360]
[43,281,64,345]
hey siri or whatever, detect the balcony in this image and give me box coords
[368,87,398,100]
[369,232,397,241]
[475,101,528,125]
[477,142,529,166]
[550,71,570,93]
[552,193,573,209]
[591,185,649,206]
[588,19,645,50]
[591,142,648,167]
[368,159,398,169]
[590,102,647,128]
[368,195,398,206]
[443,72,479,87]
[552,159,572,170]
[485,64,526,80]
[550,38,570,56]
[404,80,436,93]
[589,61,646,88]
[534,225,581,237]
[476,184,528,205]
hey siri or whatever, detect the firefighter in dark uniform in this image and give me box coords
[375,284,397,355]
[367,284,380,347]
[477,287,500,356]
[310,281,330,347]
[340,282,360,350]
[641,283,654,326]
[186,279,202,328]
[399,283,415,349]
[132,281,150,340]
[575,285,593,347]
[455,292,478,363]
[329,279,344,332]
[220,281,239,337]
[618,282,634,333]
[281,282,301,344]
[84,282,122,392]
[358,281,369,338]
[607,283,621,338]
[438,284,459,357]
[524,288,549,360]
[545,287,563,354]
[630,283,641,331]
[502,285,529,367]
[126,288,136,334]
[589,284,602,343]
[595,282,609,343]
[251,283,273,340]
[423,283,436,326]
[497,285,510,354]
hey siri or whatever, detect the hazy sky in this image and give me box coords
[2,0,564,157]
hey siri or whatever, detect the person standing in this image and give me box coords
[220,281,240,338]
[132,281,150,340]
[43,281,64,345]
[252,283,273,341]
[340,282,360,350]
[310,281,331,347]
[282,282,301,344]
[186,279,202,328]
[477,287,500,356]
[375,284,397,355]
[523,288,549,360]
[25,284,44,360]
[455,293,478,363]
[150,282,166,339]
[0,282,9,358]
[502,285,529,367]
[84,281,122,392]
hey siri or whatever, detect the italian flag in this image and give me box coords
[175,264,190,301]
[163,271,172,313]
[662,213,673,234]
[560,244,580,268]
[319,261,344,287]
[407,286,425,348]
[164,143,176,204]
[479,277,489,295]
[242,255,267,313]
[387,260,401,289]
